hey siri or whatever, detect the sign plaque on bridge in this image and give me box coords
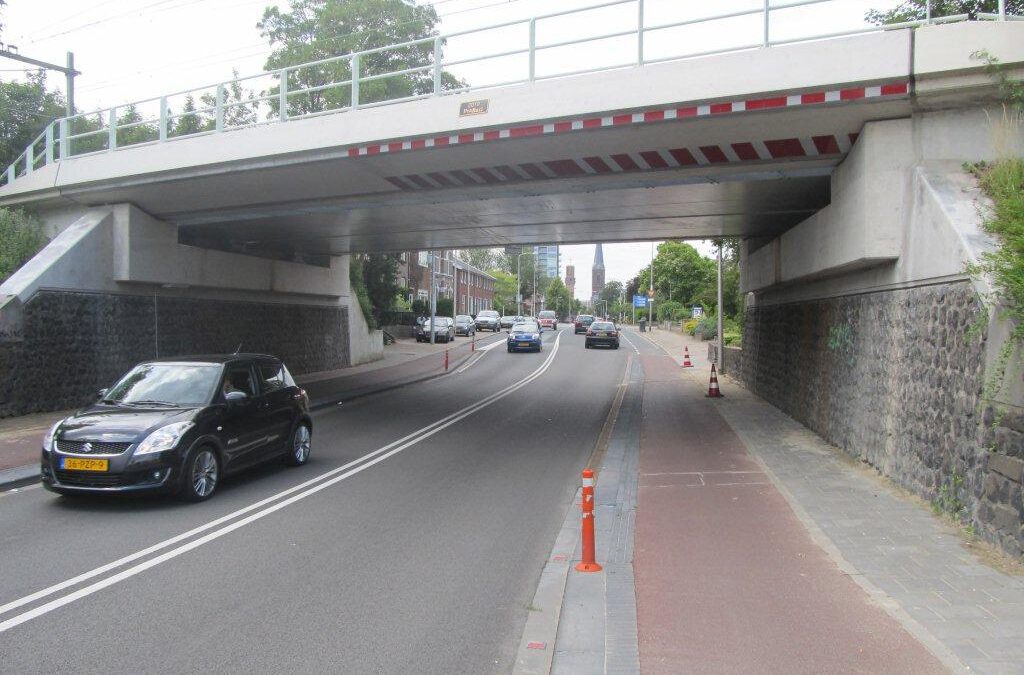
[459,99,489,117]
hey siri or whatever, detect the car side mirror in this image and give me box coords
[225,390,249,405]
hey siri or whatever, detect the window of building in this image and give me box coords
[418,251,430,267]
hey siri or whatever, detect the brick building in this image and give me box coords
[395,250,494,315]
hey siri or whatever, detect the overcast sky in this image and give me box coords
[0,0,900,298]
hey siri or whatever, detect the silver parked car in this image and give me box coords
[455,315,476,336]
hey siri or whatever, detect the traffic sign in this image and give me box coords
[633,295,648,308]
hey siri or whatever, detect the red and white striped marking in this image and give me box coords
[385,133,858,190]
[346,80,907,162]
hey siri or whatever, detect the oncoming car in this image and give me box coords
[537,310,557,331]
[507,321,543,353]
[41,355,312,502]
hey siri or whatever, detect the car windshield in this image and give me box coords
[539,311,556,319]
[456,315,472,323]
[578,315,594,321]
[423,318,451,327]
[511,324,537,333]
[592,322,616,330]
[105,362,222,407]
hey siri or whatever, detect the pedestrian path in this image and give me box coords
[640,328,1024,673]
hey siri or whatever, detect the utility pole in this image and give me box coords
[717,241,725,374]
[429,250,437,345]
[649,241,655,328]
[0,49,80,118]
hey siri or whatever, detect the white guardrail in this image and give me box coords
[2,0,1019,188]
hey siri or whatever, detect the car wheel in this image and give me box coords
[284,423,312,466]
[179,446,220,502]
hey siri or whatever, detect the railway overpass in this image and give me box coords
[1,12,1023,555]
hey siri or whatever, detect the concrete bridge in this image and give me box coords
[1,11,1024,557]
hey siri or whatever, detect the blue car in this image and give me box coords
[507,322,542,353]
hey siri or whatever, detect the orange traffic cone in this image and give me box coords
[682,345,693,368]
[706,362,723,398]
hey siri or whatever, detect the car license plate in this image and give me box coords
[61,457,109,472]
[519,342,530,347]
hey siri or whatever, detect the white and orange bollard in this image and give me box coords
[575,468,603,573]
[706,362,723,398]
[682,345,694,368]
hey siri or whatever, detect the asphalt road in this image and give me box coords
[0,327,631,673]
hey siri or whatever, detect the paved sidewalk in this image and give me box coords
[0,333,501,487]
[640,328,1024,673]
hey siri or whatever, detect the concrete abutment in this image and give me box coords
[0,204,381,417]
[738,107,1024,558]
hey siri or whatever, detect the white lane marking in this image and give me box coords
[0,333,563,634]
[621,334,640,354]
[455,336,508,373]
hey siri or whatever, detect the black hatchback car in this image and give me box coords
[41,354,312,502]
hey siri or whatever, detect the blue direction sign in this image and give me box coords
[633,295,648,308]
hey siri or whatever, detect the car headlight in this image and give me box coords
[135,422,194,456]
[42,420,63,452]
[532,333,540,339]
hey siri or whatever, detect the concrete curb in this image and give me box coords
[513,488,580,675]
[0,463,40,491]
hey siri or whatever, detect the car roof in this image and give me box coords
[145,354,278,365]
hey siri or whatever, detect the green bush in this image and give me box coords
[0,208,47,284]
[348,256,376,330]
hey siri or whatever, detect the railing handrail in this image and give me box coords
[2,0,1018,188]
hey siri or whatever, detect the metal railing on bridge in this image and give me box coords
[2,0,1020,189]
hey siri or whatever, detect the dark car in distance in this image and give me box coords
[574,314,595,334]
[585,321,620,349]
[41,355,312,502]
[416,316,456,343]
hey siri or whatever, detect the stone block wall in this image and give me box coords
[723,345,745,382]
[739,281,1023,557]
[0,290,349,417]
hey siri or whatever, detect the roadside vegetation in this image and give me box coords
[0,208,46,285]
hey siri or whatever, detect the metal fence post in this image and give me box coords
[433,37,443,95]
[159,96,168,142]
[59,118,69,159]
[215,84,225,131]
[528,19,536,81]
[763,0,770,46]
[351,54,360,110]
[108,107,117,151]
[45,124,54,164]
[5,165,14,185]
[637,0,645,65]
[279,68,289,120]
[25,144,33,174]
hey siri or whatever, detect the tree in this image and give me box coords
[115,104,158,147]
[458,248,498,271]
[0,207,46,284]
[199,70,259,130]
[866,0,1022,24]
[0,72,66,171]
[599,280,623,305]
[545,277,575,319]
[172,95,205,137]
[489,269,518,315]
[258,0,463,118]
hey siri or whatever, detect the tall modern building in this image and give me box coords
[591,243,605,301]
[565,264,576,298]
[534,245,560,280]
